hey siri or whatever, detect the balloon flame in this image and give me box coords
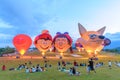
[95,50,98,54]
[60,52,63,56]
[42,52,45,56]
[20,49,25,55]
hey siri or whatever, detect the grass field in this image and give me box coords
[0,51,120,80]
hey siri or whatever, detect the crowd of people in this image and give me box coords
[1,58,118,76]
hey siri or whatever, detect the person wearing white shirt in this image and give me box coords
[108,60,112,69]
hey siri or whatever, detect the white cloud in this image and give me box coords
[86,0,120,34]
[0,19,14,28]
[0,33,13,39]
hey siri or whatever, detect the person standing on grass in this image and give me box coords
[86,63,90,74]
[74,60,77,66]
[58,61,61,70]
[88,58,96,73]
[108,60,112,69]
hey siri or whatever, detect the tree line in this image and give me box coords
[0,46,15,56]
[0,46,120,57]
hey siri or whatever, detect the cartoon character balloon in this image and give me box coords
[34,30,52,57]
[53,32,72,56]
[78,23,111,56]
[13,34,32,55]
[75,38,84,52]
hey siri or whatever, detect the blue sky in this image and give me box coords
[0,0,120,47]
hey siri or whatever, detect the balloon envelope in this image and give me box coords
[53,32,72,54]
[78,23,106,54]
[34,30,52,56]
[13,34,32,55]
[75,38,84,51]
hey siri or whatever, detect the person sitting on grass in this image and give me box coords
[58,67,70,73]
[2,65,6,71]
[36,66,42,72]
[59,67,66,72]
[58,66,80,76]
[41,67,46,71]
[9,68,15,71]
[72,67,80,76]
[29,68,32,73]
[17,64,25,70]
[32,66,36,72]
[25,67,29,73]
[68,67,73,75]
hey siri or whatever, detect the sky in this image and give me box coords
[0,0,120,48]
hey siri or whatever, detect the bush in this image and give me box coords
[0,46,15,55]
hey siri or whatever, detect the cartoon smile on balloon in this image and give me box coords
[13,34,32,55]
[34,30,52,57]
[53,32,72,56]
[78,23,111,56]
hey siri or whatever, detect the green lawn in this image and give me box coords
[0,51,120,80]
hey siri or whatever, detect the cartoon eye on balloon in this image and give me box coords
[53,32,72,57]
[89,34,97,39]
[13,34,32,56]
[34,30,52,57]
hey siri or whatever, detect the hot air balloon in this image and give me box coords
[53,32,72,57]
[78,23,106,56]
[103,38,111,46]
[34,30,52,57]
[13,34,32,56]
[75,38,84,52]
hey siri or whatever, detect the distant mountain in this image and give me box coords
[104,32,120,49]
[104,40,120,49]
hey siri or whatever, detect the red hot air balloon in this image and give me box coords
[13,34,32,55]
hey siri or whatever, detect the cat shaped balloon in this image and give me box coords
[78,23,109,55]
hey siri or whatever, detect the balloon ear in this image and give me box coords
[78,23,87,36]
[97,26,106,35]
[64,32,69,34]
[56,32,61,34]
